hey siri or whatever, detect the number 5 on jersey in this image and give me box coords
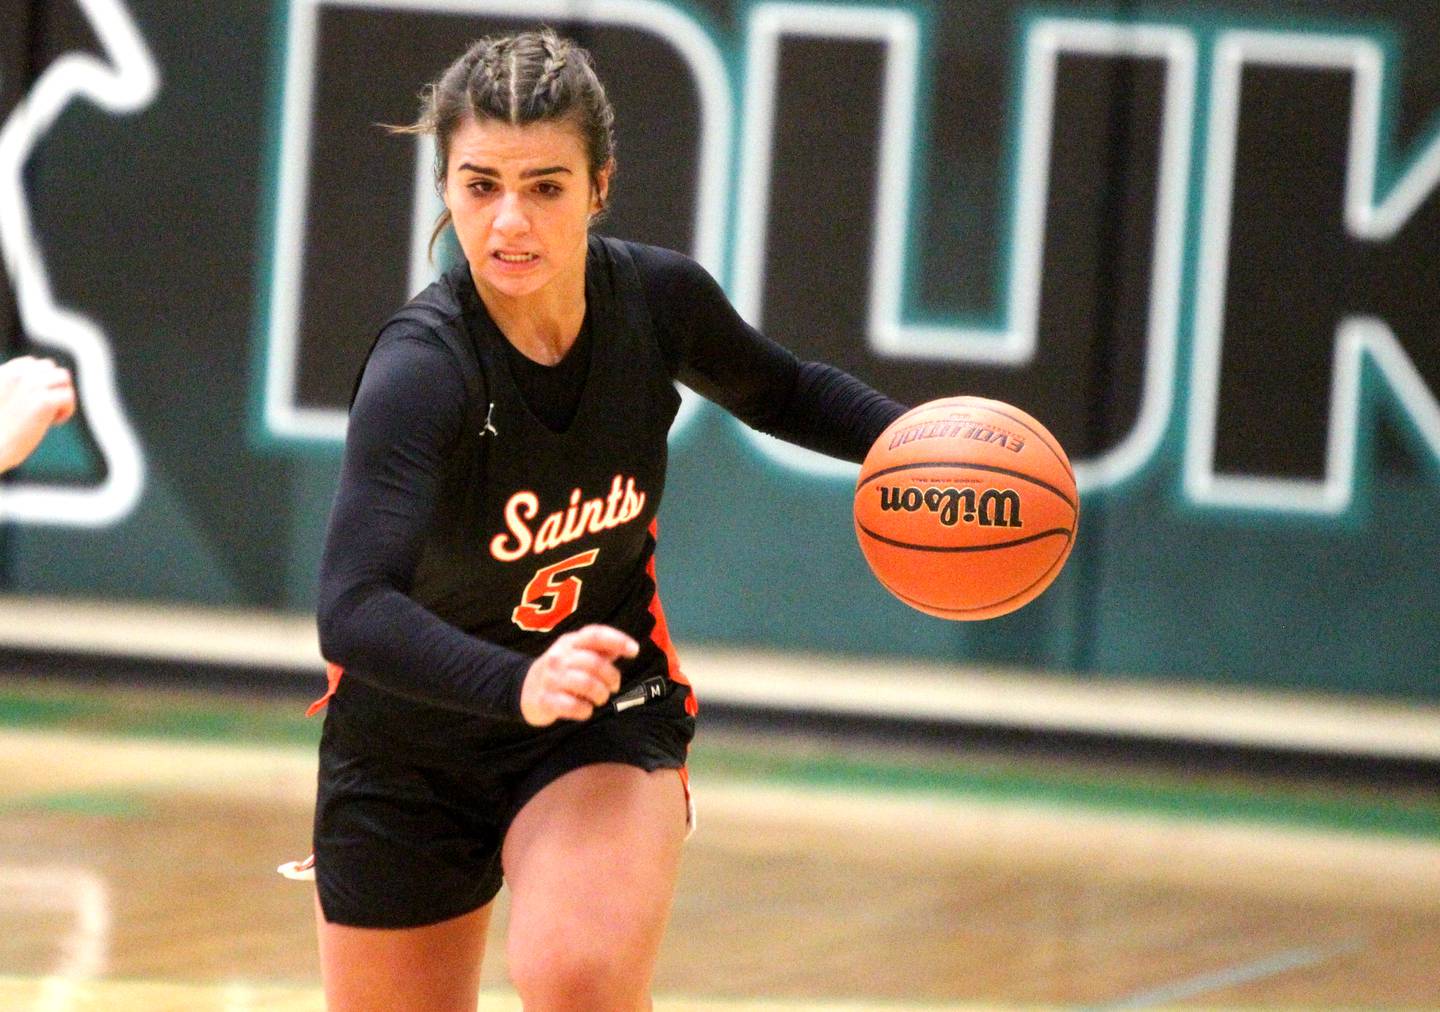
[512,549,600,632]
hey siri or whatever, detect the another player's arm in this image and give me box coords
[0,357,77,472]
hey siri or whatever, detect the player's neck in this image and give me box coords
[475,266,587,366]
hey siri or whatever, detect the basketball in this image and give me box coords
[854,396,1079,620]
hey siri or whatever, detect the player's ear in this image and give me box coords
[590,159,614,216]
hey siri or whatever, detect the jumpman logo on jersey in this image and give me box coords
[0,0,158,526]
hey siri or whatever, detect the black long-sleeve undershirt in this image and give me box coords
[317,333,533,719]
[316,243,906,722]
[631,244,901,457]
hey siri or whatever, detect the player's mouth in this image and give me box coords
[493,251,540,266]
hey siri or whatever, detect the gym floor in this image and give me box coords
[0,673,1436,1010]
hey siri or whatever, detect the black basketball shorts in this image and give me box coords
[311,682,694,929]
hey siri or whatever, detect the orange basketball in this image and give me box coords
[854,396,1079,620]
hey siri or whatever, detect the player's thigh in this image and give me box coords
[315,894,492,1012]
[502,763,688,984]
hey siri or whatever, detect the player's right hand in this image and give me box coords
[520,624,638,727]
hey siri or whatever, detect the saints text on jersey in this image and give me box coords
[489,475,648,563]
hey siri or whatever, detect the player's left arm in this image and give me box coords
[630,244,906,462]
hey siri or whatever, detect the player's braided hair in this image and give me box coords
[392,28,616,255]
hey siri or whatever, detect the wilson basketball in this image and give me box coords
[854,396,1079,620]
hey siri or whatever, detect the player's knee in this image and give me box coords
[508,943,645,1011]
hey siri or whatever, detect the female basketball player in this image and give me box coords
[310,29,905,1011]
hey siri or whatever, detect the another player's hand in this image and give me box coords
[0,357,77,473]
[520,624,638,727]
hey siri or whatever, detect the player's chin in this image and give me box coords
[481,258,550,294]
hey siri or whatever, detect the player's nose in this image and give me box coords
[493,192,530,235]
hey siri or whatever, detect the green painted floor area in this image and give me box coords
[0,682,321,747]
[0,789,146,819]
[690,742,1440,840]
[1,678,1437,840]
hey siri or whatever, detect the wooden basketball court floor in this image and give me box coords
[0,674,1436,1011]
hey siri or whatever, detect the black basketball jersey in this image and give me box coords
[318,235,908,756]
[328,236,693,755]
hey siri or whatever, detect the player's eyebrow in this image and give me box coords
[457,163,573,179]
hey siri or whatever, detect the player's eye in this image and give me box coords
[535,181,563,197]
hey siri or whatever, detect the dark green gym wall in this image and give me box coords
[3,0,1437,701]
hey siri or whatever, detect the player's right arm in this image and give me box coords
[520,625,637,726]
[318,327,630,726]
[316,327,536,720]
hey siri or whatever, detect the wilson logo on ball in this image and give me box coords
[876,486,1023,529]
